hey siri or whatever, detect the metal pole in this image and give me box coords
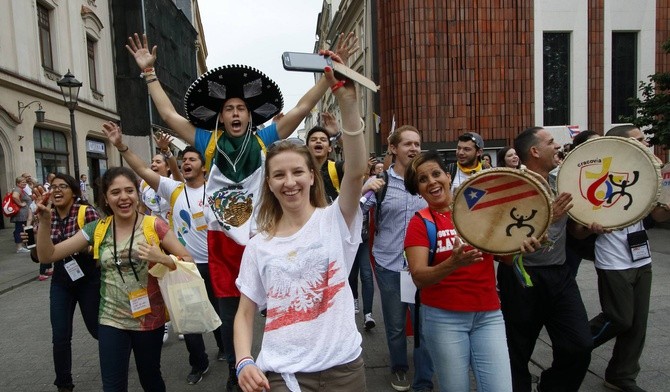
[70,108,80,181]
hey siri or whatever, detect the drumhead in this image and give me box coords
[556,136,661,229]
[452,168,552,255]
[659,163,670,208]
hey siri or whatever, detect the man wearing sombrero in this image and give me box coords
[126,32,358,390]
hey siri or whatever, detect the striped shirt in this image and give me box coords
[362,165,427,271]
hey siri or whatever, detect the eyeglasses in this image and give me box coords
[52,184,71,190]
[268,137,305,151]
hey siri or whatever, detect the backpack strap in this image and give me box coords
[374,170,389,235]
[327,160,340,194]
[76,205,88,230]
[92,216,113,260]
[168,183,185,229]
[255,134,267,154]
[203,130,222,174]
[413,207,438,349]
[142,215,160,245]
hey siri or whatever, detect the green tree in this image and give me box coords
[625,39,670,148]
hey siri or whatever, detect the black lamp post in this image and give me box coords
[57,70,83,180]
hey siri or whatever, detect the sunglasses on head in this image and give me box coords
[268,137,305,151]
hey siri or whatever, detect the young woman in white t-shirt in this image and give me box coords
[233,67,368,392]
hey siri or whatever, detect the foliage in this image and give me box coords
[625,39,670,148]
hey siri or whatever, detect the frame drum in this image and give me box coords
[659,163,670,208]
[452,168,552,255]
[557,136,661,229]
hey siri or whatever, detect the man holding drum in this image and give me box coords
[573,125,670,392]
[497,127,594,392]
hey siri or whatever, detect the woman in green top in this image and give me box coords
[35,166,193,392]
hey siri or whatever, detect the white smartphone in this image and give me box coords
[24,225,36,249]
[282,52,333,73]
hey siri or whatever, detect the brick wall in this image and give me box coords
[376,0,534,148]
[588,0,604,134]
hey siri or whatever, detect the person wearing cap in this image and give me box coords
[126,32,358,390]
[448,132,486,192]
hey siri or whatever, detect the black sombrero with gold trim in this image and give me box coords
[184,65,284,130]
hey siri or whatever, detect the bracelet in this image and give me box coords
[141,71,156,79]
[236,359,256,378]
[117,145,129,152]
[235,356,254,368]
[143,67,155,73]
[162,151,173,159]
[341,118,365,136]
[331,79,346,93]
[146,78,158,84]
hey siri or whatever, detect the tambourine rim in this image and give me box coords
[557,136,662,230]
[452,167,553,256]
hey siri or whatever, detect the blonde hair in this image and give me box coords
[256,141,327,236]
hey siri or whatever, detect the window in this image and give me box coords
[37,3,54,70]
[87,36,98,91]
[543,32,570,126]
[612,32,638,123]
[34,128,69,183]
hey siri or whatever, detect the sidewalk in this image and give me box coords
[0,227,669,391]
[0,228,41,294]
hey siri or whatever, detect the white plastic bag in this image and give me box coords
[149,260,221,334]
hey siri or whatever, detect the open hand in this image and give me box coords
[450,237,484,268]
[31,186,52,222]
[102,122,124,148]
[126,33,157,70]
[154,131,173,151]
[551,192,573,222]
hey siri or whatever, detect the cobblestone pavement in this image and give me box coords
[1,227,669,391]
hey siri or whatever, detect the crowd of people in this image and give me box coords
[13,30,670,392]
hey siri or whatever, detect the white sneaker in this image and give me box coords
[163,322,170,343]
[364,313,376,331]
[354,299,360,314]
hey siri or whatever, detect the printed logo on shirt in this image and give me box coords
[264,243,344,332]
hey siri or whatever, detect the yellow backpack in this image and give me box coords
[76,205,88,229]
[327,160,340,194]
[92,215,160,260]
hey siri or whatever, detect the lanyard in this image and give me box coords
[112,213,140,283]
[184,183,206,210]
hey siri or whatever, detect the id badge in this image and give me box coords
[129,288,151,318]
[64,258,84,281]
[627,230,650,262]
[191,210,207,231]
[400,269,417,304]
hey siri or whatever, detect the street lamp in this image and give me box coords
[57,70,83,180]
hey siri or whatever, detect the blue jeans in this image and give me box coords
[218,296,240,365]
[50,279,100,389]
[375,263,434,390]
[348,241,375,314]
[98,325,165,392]
[422,305,512,392]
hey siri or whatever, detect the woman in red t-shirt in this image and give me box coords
[403,150,513,392]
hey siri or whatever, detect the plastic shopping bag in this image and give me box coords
[149,259,221,334]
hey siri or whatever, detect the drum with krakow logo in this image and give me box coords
[452,168,553,255]
[557,136,662,230]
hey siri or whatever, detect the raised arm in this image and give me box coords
[154,131,183,182]
[102,121,161,191]
[126,33,196,145]
[324,69,367,227]
[34,188,89,263]
[275,33,360,139]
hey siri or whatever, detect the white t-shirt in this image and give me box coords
[141,180,170,220]
[595,221,651,270]
[236,199,363,382]
[157,177,209,264]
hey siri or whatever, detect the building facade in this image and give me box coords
[0,0,119,228]
[370,0,668,163]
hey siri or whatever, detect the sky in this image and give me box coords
[198,0,324,129]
